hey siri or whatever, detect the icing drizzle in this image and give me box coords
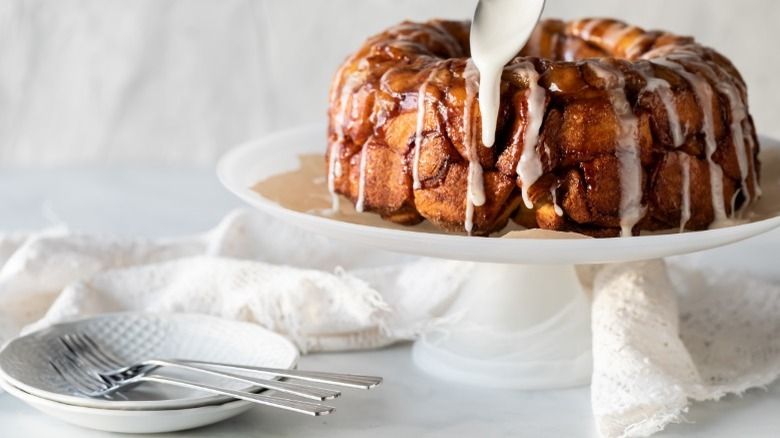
[413,64,445,190]
[506,62,546,209]
[328,63,366,212]
[653,57,729,223]
[679,152,692,231]
[463,59,487,235]
[587,61,646,237]
[635,62,685,147]
[355,139,370,212]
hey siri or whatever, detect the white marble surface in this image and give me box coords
[1,0,779,165]
[1,168,780,437]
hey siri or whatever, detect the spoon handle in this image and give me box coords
[179,360,383,389]
[140,375,335,416]
[149,359,341,400]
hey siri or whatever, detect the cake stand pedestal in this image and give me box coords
[411,262,592,389]
[218,124,780,390]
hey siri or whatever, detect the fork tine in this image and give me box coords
[77,333,160,384]
[63,352,105,389]
[78,333,125,370]
[62,333,129,377]
[57,336,131,392]
[50,356,108,396]
[59,335,111,373]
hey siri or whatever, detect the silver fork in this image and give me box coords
[49,355,335,416]
[64,333,382,389]
[58,334,342,401]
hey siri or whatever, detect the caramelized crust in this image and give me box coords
[326,18,761,236]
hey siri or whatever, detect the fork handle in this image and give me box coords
[139,375,335,416]
[180,360,383,389]
[148,359,340,401]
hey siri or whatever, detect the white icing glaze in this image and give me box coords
[388,24,438,45]
[653,57,728,224]
[506,62,546,209]
[327,142,342,211]
[716,80,751,205]
[474,65,501,148]
[386,40,427,53]
[582,21,647,60]
[327,63,350,211]
[703,62,757,210]
[635,63,685,147]
[625,34,652,60]
[389,22,466,60]
[675,55,753,208]
[355,142,370,212]
[724,72,761,198]
[587,61,646,237]
[679,152,691,232]
[470,0,545,147]
[429,21,466,57]
[602,22,633,49]
[549,32,561,58]
[463,59,487,234]
[580,18,608,40]
[329,21,463,213]
[639,44,698,62]
[328,65,366,211]
[745,129,763,197]
[730,189,740,218]
[413,66,443,190]
[551,185,564,217]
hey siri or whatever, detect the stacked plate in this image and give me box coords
[0,312,299,433]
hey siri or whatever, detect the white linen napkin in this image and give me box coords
[1,208,779,437]
[0,209,467,352]
[592,260,780,437]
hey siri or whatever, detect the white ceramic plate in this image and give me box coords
[217,124,780,265]
[0,376,254,434]
[0,312,298,410]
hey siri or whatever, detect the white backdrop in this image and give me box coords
[1,0,778,166]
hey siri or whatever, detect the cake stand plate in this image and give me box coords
[218,124,780,389]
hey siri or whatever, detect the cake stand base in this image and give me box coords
[412,263,592,389]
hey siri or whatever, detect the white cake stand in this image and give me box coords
[218,124,780,389]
